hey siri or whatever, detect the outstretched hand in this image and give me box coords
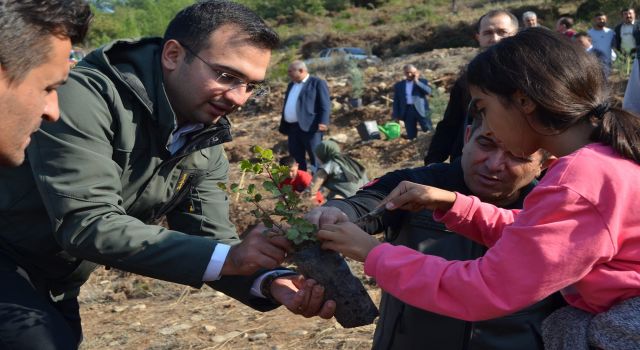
[382,181,457,213]
[271,275,336,319]
[316,222,380,262]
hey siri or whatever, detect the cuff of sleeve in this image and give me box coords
[202,243,230,281]
[250,269,297,299]
[432,192,474,225]
[364,242,393,278]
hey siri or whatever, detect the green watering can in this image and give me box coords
[377,122,401,140]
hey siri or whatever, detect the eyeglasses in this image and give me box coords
[466,98,485,127]
[178,41,269,98]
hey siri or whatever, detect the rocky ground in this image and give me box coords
[78,46,629,349]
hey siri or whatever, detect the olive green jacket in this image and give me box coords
[0,38,274,310]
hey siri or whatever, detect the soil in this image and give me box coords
[78,46,630,349]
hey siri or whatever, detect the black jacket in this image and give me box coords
[424,74,469,165]
[326,159,565,350]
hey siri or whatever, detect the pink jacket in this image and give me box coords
[365,143,640,321]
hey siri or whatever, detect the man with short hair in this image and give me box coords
[522,11,539,28]
[556,16,577,38]
[587,13,616,70]
[614,8,640,56]
[425,9,518,164]
[308,115,564,350]
[392,64,433,140]
[278,60,331,172]
[0,0,91,167]
[0,1,334,349]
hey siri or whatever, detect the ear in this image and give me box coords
[464,125,472,144]
[540,154,557,171]
[474,33,480,43]
[161,39,183,72]
[512,90,537,114]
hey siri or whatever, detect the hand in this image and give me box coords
[412,70,420,82]
[271,275,336,319]
[318,124,328,132]
[221,225,292,276]
[316,222,379,262]
[304,206,350,227]
[382,181,456,212]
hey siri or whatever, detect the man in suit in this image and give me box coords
[392,64,433,140]
[279,60,331,172]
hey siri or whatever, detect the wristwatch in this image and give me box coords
[260,269,298,302]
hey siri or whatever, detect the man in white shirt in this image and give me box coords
[614,8,640,114]
[278,60,331,172]
[587,13,616,69]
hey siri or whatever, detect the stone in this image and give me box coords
[132,304,146,310]
[211,331,242,343]
[112,305,128,313]
[158,323,192,335]
[203,325,216,333]
[248,333,268,341]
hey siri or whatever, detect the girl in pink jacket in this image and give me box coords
[317,28,640,323]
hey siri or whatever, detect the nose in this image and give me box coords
[42,90,61,122]
[485,150,507,172]
[223,86,251,107]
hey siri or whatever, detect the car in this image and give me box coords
[305,47,381,67]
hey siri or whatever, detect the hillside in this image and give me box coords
[77,1,633,349]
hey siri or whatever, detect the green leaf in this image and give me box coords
[261,149,273,161]
[286,228,300,241]
[217,182,227,190]
[263,181,278,193]
[230,183,240,193]
[247,184,256,195]
[240,159,252,172]
[252,163,263,173]
[252,145,264,154]
[254,193,262,202]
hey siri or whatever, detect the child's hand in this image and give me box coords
[383,181,457,212]
[316,222,380,262]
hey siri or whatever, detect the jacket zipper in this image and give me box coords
[144,123,232,223]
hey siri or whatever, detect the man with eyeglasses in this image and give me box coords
[0,1,335,347]
[278,60,331,173]
[307,114,564,350]
[424,9,518,165]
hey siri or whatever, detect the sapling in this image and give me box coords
[219,145,379,328]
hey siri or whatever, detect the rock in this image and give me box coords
[203,324,216,333]
[332,100,343,111]
[330,133,349,143]
[248,333,268,341]
[131,322,141,327]
[290,330,308,336]
[131,304,146,310]
[112,305,128,313]
[211,331,242,343]
[109,341,120,346]
[190,315,203,322]
[159,323,192,335]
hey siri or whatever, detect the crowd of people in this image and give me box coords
[1,1,639,349]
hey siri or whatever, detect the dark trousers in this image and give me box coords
[404,105,433,139]
[286,122,323,172]
[0,261,82,350]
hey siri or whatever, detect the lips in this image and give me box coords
[208,102,231,116]
[476,173,502,187]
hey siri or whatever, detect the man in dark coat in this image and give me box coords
[307,116,565,350]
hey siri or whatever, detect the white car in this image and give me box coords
[305,47,381,66]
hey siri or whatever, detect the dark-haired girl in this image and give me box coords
[317,28,640,323]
